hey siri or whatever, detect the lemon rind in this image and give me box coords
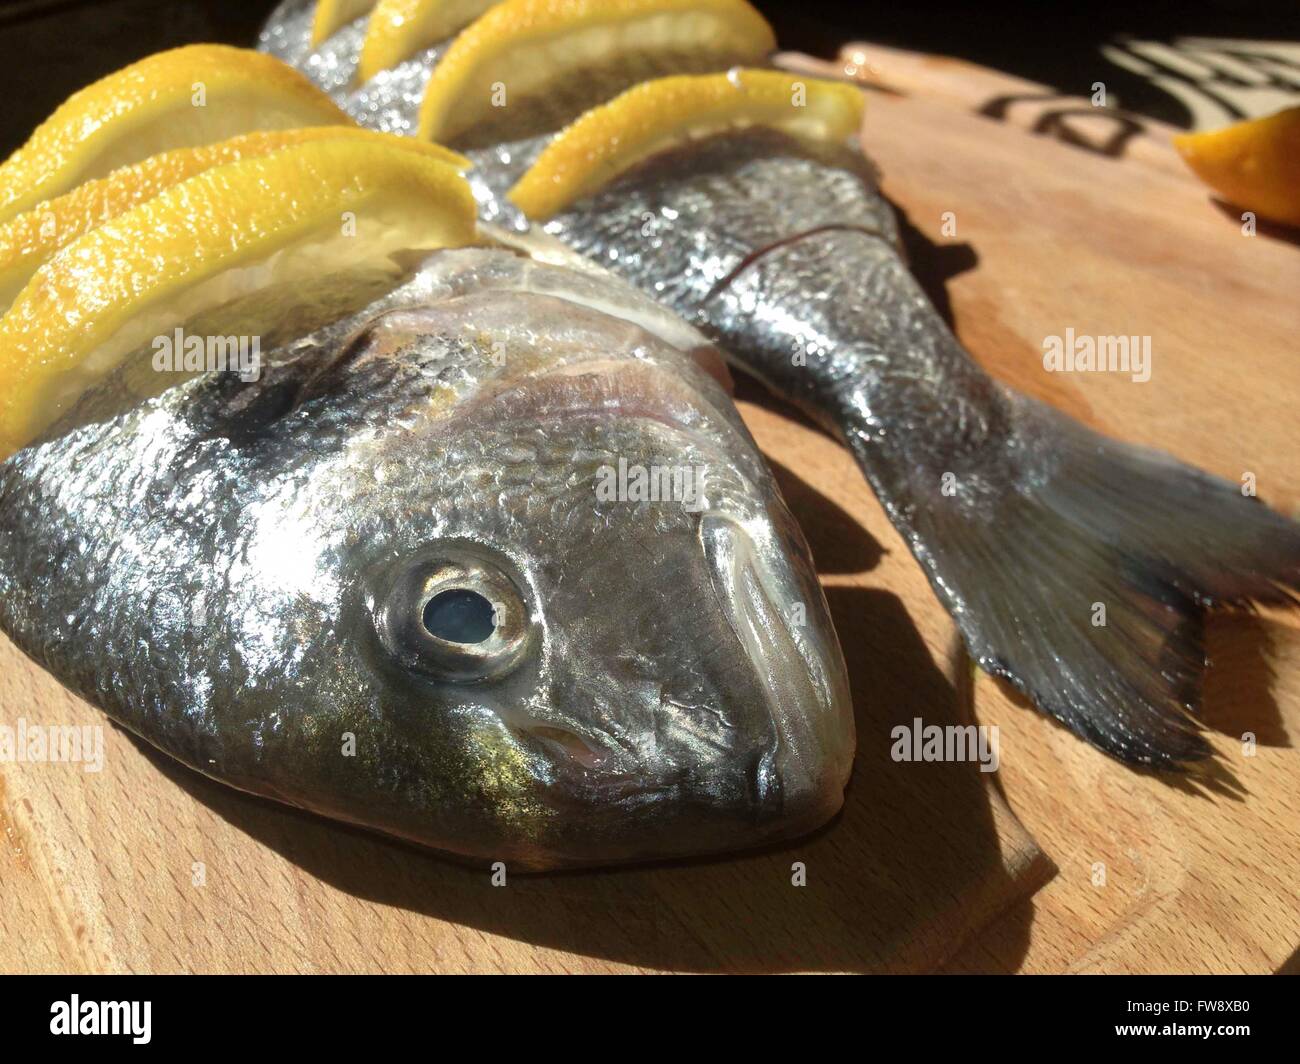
[0,45,351,224]
[311,0,379,46]
[1172,107,1300,227]
[0,128,469,311]
[509,69,864,220]
[357,0,498,83]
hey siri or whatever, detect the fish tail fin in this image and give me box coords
[848,388,1300,768]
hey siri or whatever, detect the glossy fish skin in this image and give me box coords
[546,134,903,411]
[545,131,973,493]
[0,249,853,869]
[542,128,1300,766]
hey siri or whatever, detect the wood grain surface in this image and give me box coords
[2,46,1298,973]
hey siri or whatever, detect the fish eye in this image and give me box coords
[378,552,534,683]
[422,589,497,644]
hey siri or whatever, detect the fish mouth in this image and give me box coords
[517,722,612,773]
[698,511,855,834]
[507,719,699,822]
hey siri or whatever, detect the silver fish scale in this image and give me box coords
[257,0,316,65]
[467,138,548,229]
[291,18,365,96]
[347,48,445,135]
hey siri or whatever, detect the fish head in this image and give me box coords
[328,254,855,868]
[0,249,854,869]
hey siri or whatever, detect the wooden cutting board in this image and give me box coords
[2,44,1297,974]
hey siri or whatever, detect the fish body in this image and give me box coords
[262,3,1300,766]
[0,248,854,868]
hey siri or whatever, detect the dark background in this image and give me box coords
[1,0,1297,155]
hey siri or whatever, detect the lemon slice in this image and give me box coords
[0,139,476,455]
[1173,106,1300,227]
[416,0,777,146]
[0,128,469,312]
[510,69,864,220]
[0,45,351,225]
[358,0,498,83]
[312,0,379,45]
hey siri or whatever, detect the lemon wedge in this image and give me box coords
[0,139,476,455]
[416,0,777,146]
[510,69,864,220]
[0,45,351,225]
[0,128,469,312]
[1173,106,1300,227]
[358,0,498,83]
[312,0,379,45]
